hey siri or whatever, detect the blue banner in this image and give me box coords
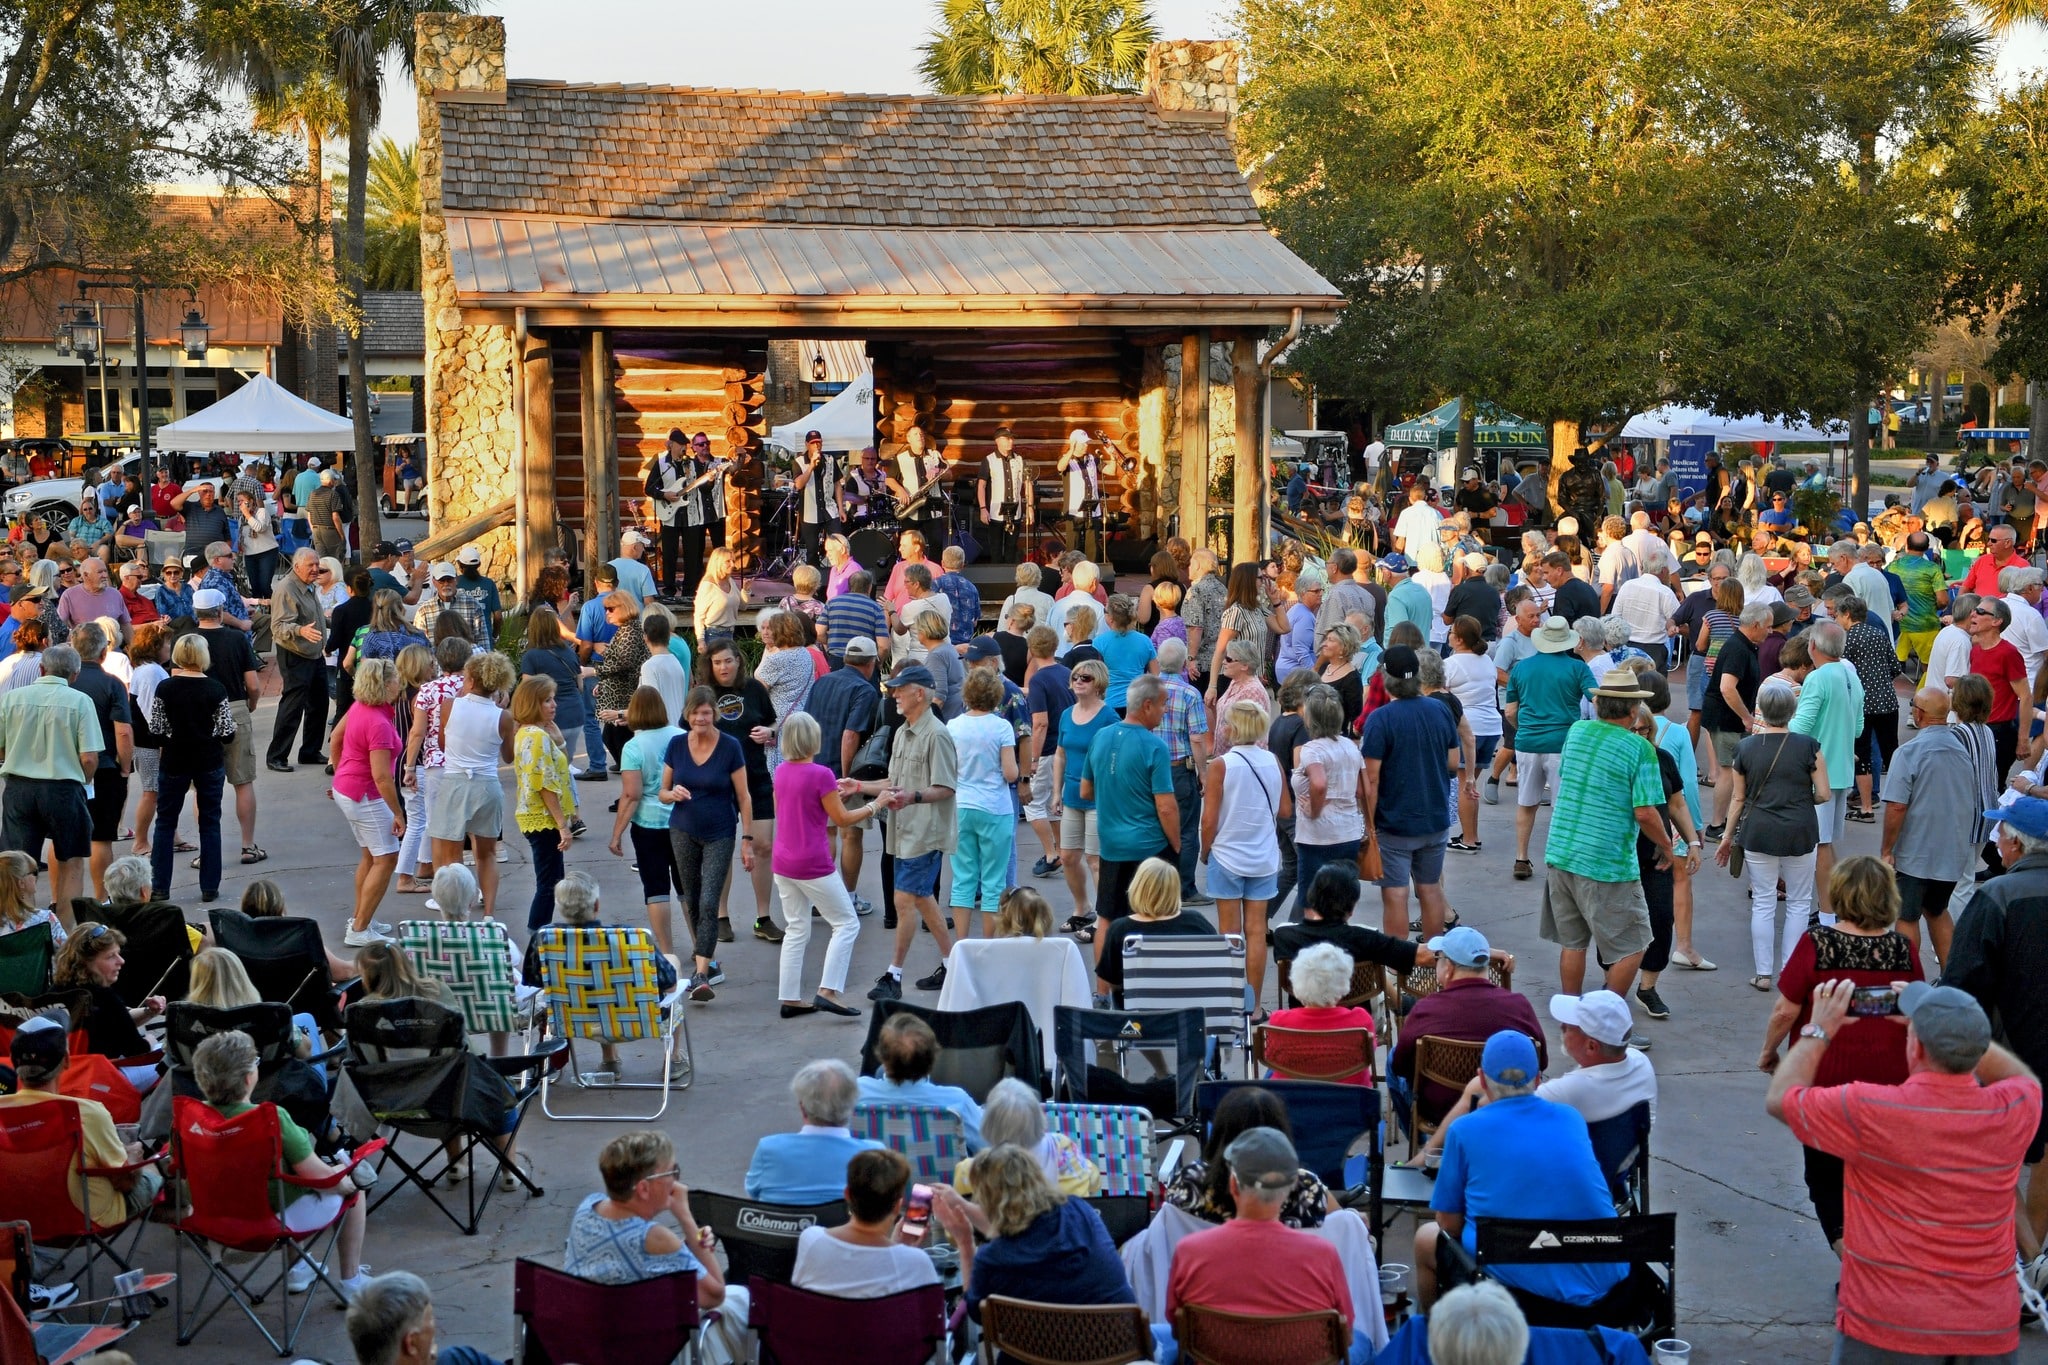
[1668,435,1714,503]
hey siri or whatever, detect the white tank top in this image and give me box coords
[1210,746,1283,879]
[442,693,504,780]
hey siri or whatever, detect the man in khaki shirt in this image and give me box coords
[266,547,327,771]
[0,645,102,918]
[841,663,958,1002]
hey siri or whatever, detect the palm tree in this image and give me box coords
[363,138,419,291]
[1980,0,2048,31]
[919,0,1158,96]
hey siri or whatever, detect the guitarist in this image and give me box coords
[647,429,692,595]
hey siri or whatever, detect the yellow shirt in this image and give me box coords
[513,725,576,835]
[954,1134,1101,1200]
[0,1087,128,1226]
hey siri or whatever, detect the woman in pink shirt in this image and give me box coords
[330,656,407,946]
[769,711,876,1020]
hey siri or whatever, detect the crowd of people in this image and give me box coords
[6,443,2048,1365]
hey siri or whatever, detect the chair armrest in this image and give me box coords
[106,1049,164,1069]
[657,980,689,1011]
[307,1042,348,1065]
[483,1037,568,1076]
[1157,1137,1186,1187]
[81,1150,166,1180]
[277,1136,388,1191]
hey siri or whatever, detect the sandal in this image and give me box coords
[240,845,268,865]
[1513,858,1533,880]
[175,838,197,852]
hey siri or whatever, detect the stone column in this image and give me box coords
[1144,40,1241,120]
[416,14,518,579]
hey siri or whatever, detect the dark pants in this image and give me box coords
[984,519,1018,564]
[1172,764,1202,896]
[525,829,566,931]
[602,722,632,771]
[2,776,91,863]
[1993,718,2020,779]
[1854,710,1899,778]
[671,828,736,960]
[799,517,838,564]
[245,548,278,597]
[268,649,329,764]
[153,766,225,899]
[660,520,684,595]
[1097,843,1171,924]
[1294,840,1361,906]
[1638,640,1670,672]
[579,677,607,774]
[1803,1144,1845,1246]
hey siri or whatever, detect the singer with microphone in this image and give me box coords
[978,425,1035,564]
[790,429,843,564]
[647,429,693,595]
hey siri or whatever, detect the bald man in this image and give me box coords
[1880,686,1981,970]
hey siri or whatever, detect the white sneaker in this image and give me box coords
[371,920,392,934]
[286,1258,322,1294]
[344,927,392,947]
[335,1270,375,1304]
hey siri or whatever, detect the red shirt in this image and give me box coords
[1775,928,1922,1089]
[150,483,178,519]
[1783,1071,2039,1357]
[1961,550,2019,601]
[1968,639,2027,723]
[119,586,159,626]
[1165,1218,1353,1332]
[1268,1005,1376,1085]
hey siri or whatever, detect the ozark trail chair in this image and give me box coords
[0,1099,158,1295]
[1053,1005,1205,1132]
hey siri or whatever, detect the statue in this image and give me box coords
[1556,444,1605,533]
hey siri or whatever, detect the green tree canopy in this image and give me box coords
[919,0,1156,95]
[1237,0,1984,442]
[1950,76,2048,390]
[363,138,419,292]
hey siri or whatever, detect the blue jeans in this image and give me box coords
[578,676,607,774]
[1294,839,1361,909]
[153,766,225,899]
[1172,763,1202,894]
[1151,1324,1372,1365]
[525,828,566,931]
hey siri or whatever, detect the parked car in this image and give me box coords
[3,452,224,539]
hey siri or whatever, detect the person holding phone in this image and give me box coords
[791,1148,941,1298]
[1757,855,1921,1255]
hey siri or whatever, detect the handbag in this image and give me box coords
[1356,827,1384,882]
[850,724,893,781]
[1727,733,1791,879]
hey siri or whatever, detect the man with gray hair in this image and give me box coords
[849,663,960,999]
[1791,619,1864,916]
[1317,547,1376,640]
[1081,672,1179,943]
[1422,1280,1529,1365]
[1275,566,1326,676]
[0,642,100,919]
[268,546,328,770]
[1843,541,1897,641]
[1951,594,2029,777]
[744,1058,884,1204]
[1999,562,2048,688]
[1768,978,2040,1362]
[65,620,131,900]
[1153,637,1211,902]
[1879,688,1979,970]
[1594,513,1639,613]
[1611,547,1679,670]
[346,1269,498,1365]
[1046,558,1102,660]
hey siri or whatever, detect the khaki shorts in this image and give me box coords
[1059,806,1099,856]
[1515,751,1564,808]
[224,701,255,786]
[1540,866,1652,958]
[1708,728,1743,767]
[1023,754,1060,823]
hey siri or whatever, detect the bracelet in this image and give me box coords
[742,834,756,841]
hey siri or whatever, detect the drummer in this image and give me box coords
[839,445,901,527]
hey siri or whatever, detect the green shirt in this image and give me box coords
[1384,579,1436,643]
[1892,554,1947,634]
[1547,719,1666,883]
[0,676,103,783]
[1790,659,1863,792]
[1503,653,1597,755]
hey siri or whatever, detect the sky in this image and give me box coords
[373,0,1234,149]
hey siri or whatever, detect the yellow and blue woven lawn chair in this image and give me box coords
[534,926,691,1121]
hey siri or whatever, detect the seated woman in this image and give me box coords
[1094,858,1213,1002]
[0,847,65,947]
[954,1077,1100,1200]
[1160,1085,1334,1229]
[1267,943,1375,1085]
[70,854,201,952]
[186,946,323,1079]
[932,1145,1133,1327]
[791,1147,942,1298]
[1271,863,1426,976]
[855,1013,985,1150]
[52,923,163,1091]
[523,871,679,1079]
[428,861,542,1054]
[565,1130,749,1365]
[239,880,354,984]
[191,1029,375,1298]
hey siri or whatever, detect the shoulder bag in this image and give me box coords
[1727,732,1790,879]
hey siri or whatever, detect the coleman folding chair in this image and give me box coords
[513,1257,712,1365]
[1586,1101,1654,1216]
[686,1190,849,1289]
[534,925,691,1121]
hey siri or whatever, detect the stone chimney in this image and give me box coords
[1144,40,1241,121]
[416,13,506,105]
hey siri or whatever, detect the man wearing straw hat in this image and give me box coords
[1502,616,1597,881]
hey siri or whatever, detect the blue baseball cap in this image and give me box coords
[1378,553,1413,574]
[1426,924,1490,968]
[1481,1030,1540,1087]
[884,663,937,691]
[1985,798,2048,840]
[963,636,1003,662]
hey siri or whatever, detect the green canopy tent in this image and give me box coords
[1383,397,1546,451]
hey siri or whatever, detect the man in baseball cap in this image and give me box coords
[1540,991,1657,1125]
[0,1011,165,1230]
[452,541,504,634]
[846,660,957,1002]
[1361,638,1460,947]
[610,528,657,604]
[1413,1029,1629,1312]
[1390,925,1546,1136]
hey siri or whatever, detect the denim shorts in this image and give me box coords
[1375,829,1449,889]
[1208,864,1279,901]
[896,850,943,899]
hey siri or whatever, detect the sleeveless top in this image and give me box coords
[442,692,504,780]
[1211,746,1283,878]
[563,1193,701,1285]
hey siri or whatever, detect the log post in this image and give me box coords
[1179,331,1210,549]
[1139,344,1168,540]
[580,330,618,586]
[520,328,558,589]
[1232,335,1262,563]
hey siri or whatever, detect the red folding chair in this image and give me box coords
[165,1095,383,1356]
[751,1278,948,1365]
[0,1098,159,1296]
[513,1258,710,1365]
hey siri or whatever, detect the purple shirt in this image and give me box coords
[827,557,865,600]
[771,760,838,880]
[57,584,129,632]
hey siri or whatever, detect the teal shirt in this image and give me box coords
[1503,653,1597,755]
[1547,719,1667,883]
[1384,579,1435,643]
[620,724,682,828]
[1081,721,1174,861]
[1790,660,1863,792]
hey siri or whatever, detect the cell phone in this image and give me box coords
[902,1183,934,1239]
[1848,986,1901,1017]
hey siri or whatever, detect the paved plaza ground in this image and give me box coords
[99,681,2041,1365]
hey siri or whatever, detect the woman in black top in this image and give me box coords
[325,564,375,732]
[148,632,234,902]
[1267,668,1318,917]
[697,636,779,944]
[1272,863,1424,977]
[1096,857,1213,999]
[1134,550,1183,635]
[52,923,161,1084]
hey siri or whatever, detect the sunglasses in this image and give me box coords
[641,1167,682,1185]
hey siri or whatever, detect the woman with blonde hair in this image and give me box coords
[511,675,577,932]
[428,650,518,922]
[694,546,744,636]
[777,563,827,646]
[0,848,61,946]
[991,886,1054,940]
[390,644,439,893]
[1095,857,1212,999]
[1052,658,1115,924]
[330,656,408,945]
[930,1145,1132,1319]
[1202,699,1285,1003]
[185,944,327,1072]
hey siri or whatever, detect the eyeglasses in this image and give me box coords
[642,1167,681,1185]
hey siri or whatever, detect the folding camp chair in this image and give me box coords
[162,1002,335,1142]
[752,1279,949,1365]
[858,999,1046,1101]
[513,1258,711,1365]
[207,909,352,1036]
[399,917,542,1041]
[1442,1212,1678,1343]
[534,925,691,1120]
[1392,956,1514,1007]
[1196,1080,1383,1236]
[0,920,53,996]
[979,1295,1153,1365]
[1043,1102,1155,1245]
[74,898,196,1004]
[342,996,558,1234]
[1586,1101,1653,1216]
[687,1190,849,1289]
[1120,934,1249,1078]
[852,1103,970,1185]
[1053,1005,1205,1130]
[0,1099,159,1296]
[1252,1025,1376,1085]
[165,1095,384,1355]
[1173,1304,1348,1365]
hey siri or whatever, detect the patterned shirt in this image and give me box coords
[1547,718,1667,883]
[1892,553,1947,634]
[1157,674,1209,763]
[1841,620,1900,715]
[195,565,247,613]
[147,581,195,622]
[1183,573,1227,678]
[414,590,491,646]
[413,673,464,769]
[513,725,577,834]
[937,571,981,646]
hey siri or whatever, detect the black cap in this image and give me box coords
[668,428,686,443]
[1383,644,1421,681]
[373,540,398,557]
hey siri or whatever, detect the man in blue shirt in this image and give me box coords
[745,1059,883,1204]
[1415,1031,1629,1313]
[824,570,890,667]
[1503,618,1597,876]
[571,563,619,779]
[1360,644,1462,941]
[855,1014,985,1150]
[609,530,658,604]
[1080,674,1177,940]
[936,546,981,647]
[453,545,503,636]
[1758,491,1797,546]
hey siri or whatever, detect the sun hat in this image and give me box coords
[1531,616,1577,654]
[1592,667,1651,699]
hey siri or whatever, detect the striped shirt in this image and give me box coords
[1545,719,1665,883]
[823,593,889,661]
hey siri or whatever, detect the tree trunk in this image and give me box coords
[2030,381,2046,468]
[1455,397,1475,470]
[1848,408,1870,523]
[344,98,381,549]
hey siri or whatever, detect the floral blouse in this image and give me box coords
[1163,1159,1329,1229]
[754,646,817,771]
[414,673,464,770]
[513,725,577,835]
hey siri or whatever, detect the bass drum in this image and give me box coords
[848,521,901,576]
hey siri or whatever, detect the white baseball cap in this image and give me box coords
[191,588,226,612]
[430,561,458,581]
[306,457,322,469]
[1550,991,1632,1049]
[621,529,649,547]
[456,545,482,565]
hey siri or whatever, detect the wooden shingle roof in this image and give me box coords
[438,83,1263,230]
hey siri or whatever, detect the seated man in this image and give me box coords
[791,1148,942,1298]
[855,1013,986,1150]
[746,1059,884,1204]
[1415,1032,1628,1315]
[0,1013,163,1233]
[346,1269,502,1365]
[1387,926,1547,1136]
[1163,1127,1368,1365]
[566,1130,749,1365]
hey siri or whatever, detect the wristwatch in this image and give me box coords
[1798,1023,1830,1045]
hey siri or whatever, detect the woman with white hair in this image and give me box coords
[429,860,542,1050]
[1269,943,1375,1084]
[952,1077,1100,1199]
[1412,544,1452,647]
[524,870,682,1078]
[1736,550,1782,607]
[1715,680,1830,989]
[768,710,873,1020]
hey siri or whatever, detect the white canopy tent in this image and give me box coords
[1620,405,1848,445]
[154,374,356,452]
[767,370,875,453]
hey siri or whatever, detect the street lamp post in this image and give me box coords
[72,274,209,490]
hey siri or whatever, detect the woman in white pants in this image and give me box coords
[771,712,877,1019]
[1715,680,1831,990]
